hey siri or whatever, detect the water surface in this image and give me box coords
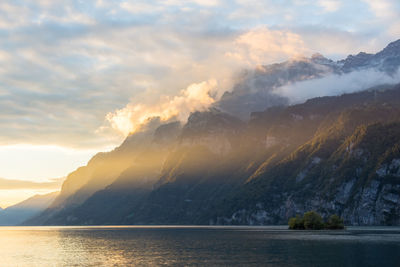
[0,226,399,266]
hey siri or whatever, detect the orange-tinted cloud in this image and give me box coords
[0,177,64,190]
[227,27,308,65]
[106,80,218,136]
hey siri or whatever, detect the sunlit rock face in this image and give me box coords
[264,136,279,149]
[180,109,244,156]
[153,121,182,146]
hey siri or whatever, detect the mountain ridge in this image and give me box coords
[0,192,58,226]
[25,40,400,226]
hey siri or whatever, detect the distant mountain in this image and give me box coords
[25,119,181,225]
[25,40,400,226]
[216,39,400,119]
[0,192,58,225]
[338,39,400,74]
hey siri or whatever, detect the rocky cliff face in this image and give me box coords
[217,119,400,226]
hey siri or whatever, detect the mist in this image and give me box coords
[274,68,400,104]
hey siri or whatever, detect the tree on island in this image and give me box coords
[303,211,324,230]
[288,215,304,230]
[325,214,345,229]
[288,211,344,230]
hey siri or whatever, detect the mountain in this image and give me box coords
[25,40,400,226]
[216,39,400,119]
[216,90,400,225]
[0,192,58,225]
[338,39,400,74]
[25,119,181,225]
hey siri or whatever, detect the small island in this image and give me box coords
[288,211,345,230]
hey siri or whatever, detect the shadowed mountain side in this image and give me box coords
[26,83,400,226]
[223,88,400,225]
[26,110,246,225]
[0,192,58,225]
[219,119,400,225]
[136,85,400,225]
[24,120,182,225]
[38,158,163,225]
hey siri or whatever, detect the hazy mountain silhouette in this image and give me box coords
[0,192,58,225]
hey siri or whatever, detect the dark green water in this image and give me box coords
[0,226,399,266]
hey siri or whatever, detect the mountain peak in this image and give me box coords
[338,51,374,72]
[384,39,400,50]
[343,51,373,61]
[310,53,335,65]
[311,53,326,60]
[373,39,400,74]
[377,39,400,57]
[185,108,241,128]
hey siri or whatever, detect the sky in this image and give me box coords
[0,0,399,207]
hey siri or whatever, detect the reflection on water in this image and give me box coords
[0,226,399,266]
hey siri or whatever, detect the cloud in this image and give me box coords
[163,0,220,7]
[275,69,400,104]
[0,0,396,152]
[318,0,341,12]
[292,26,384,58]
[190,0,220,6]
[106,80,218,136]
[0,177,64,190]
[362,0,396,18]
[227,27,308,65]
[103,25,315,135]
[120,2,165,14]
[362,0,400,36]
[0,144,98,181]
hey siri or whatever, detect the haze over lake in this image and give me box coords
[1,226,399,266]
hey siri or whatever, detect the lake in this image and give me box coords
[0,226,399,266]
